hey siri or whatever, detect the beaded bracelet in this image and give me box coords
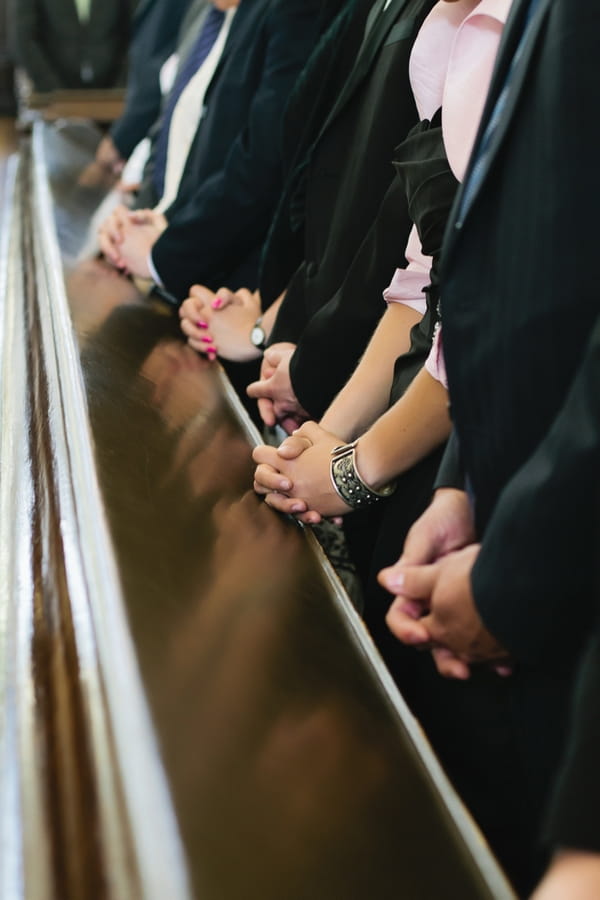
[329,440,396,509]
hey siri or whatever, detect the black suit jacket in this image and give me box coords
[266,0,436,419]
[110,0,194,160]
[11,0,134,91]
[258,0,372,308]
[436,0,600,670]
[145,0,321,301]
[544,609,600,853]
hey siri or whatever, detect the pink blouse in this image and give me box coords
[383,0,510,386]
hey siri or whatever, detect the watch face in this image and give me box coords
[251,325,266,348]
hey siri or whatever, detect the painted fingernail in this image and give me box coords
[211,297,223,309]
[201,336,213,343]
[196,320,208,328]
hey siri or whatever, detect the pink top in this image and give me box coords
[383,0,510,386]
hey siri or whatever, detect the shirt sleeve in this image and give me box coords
[424,323,447,387]
[382,225,430,315]
[148,251,164,287]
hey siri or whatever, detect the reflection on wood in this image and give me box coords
[0,117,16,207]
[28,89,125,123]
[0,120,517,899]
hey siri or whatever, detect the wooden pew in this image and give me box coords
[27,89,125,124]
[0,120,516,900]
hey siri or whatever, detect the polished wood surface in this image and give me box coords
[28,89,125,123]
[0,116,16,153]
[0,121,516,899]
[0,117,17,205]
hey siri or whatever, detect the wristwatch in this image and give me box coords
[250,315,267,352]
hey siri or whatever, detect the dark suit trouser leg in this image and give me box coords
[350,455,571,895]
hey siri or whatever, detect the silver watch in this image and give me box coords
[250,315,267,351]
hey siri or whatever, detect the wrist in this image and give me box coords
[355,430,395,492]
[250,315,267,353]
[320,413,353,443]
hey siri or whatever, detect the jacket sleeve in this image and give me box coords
[543,627,600,852]
[472,314,600,667]
[258,0,368,307]
[433,430,466,491]
[110,58,164,159]
[111,0,195,159]
[281,172,411,417]
[150,0,320,300]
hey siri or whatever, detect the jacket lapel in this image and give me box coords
[446,0,552,246]
[317,0,412,139]
[202,1,248,94]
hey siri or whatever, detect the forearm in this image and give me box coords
[320,302,422,440]
[354,367,451,491]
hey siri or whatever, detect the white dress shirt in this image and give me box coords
[155,7,237,214]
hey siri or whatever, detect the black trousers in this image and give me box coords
[343,449,559,896]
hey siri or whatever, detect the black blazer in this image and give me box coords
[435,0,600,671]
[110,0,195,160]
[543,615,600,853]
[11,0,134,91]
[146,0,322,301]
[266,0,437,419]
[258,0,372,308]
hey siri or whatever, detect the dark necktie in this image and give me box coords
[456,0,541,224]
[152,6,226,199]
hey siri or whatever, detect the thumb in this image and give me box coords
[212,287,236,310]
[263,346,284,367]
[189,283,215,303]
[377,562,438,600]
[128,209,153,225]
[246,377,272,400]
[235,287,256,305]
[277,434,309,460]
[291,421,324,445]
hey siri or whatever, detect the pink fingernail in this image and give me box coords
[201,336,213,343]
[291,503,305,513]
[211,297,223,309]
[207,351,217,361]
[196,320,208,328]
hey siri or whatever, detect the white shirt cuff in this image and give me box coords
[147,251,163,287]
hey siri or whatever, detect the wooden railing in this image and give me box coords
[0,121,517,900]
[27,89,125,123]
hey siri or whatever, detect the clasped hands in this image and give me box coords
[98,204,167,277]
[179,284,262,362]
[252,421,352,525]
[379,487,513,680]
[179,285,308,432]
